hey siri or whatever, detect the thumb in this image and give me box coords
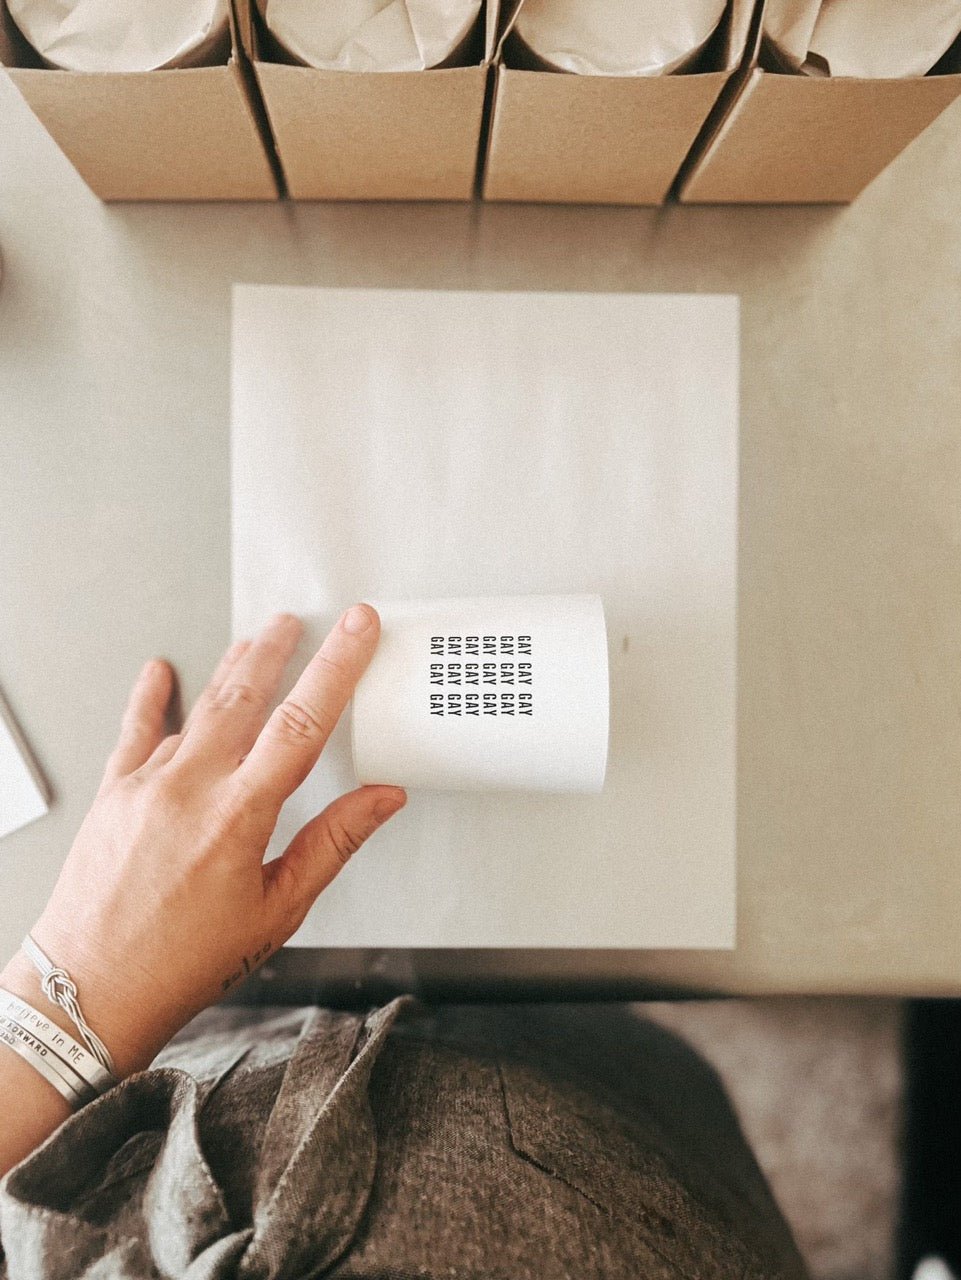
[264,785,406,930]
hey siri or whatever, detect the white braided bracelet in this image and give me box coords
[21,934,118,1080]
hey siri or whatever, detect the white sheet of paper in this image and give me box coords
[231,286,738,948]
[0,690,48,840]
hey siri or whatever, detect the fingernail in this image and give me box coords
[374,792,406,821]
[343,604,375,635]
[269,613,302,635]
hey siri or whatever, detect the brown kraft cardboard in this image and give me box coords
[679,0,961,204]
[482,0,755,206]
[240,0,499,201]
[0,1,278,202]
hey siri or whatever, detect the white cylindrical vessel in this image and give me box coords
[8,0,231,72]
[352,594,610,794]
[254,0,483,72]
[510,0,728,76]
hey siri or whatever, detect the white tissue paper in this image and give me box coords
[231,286,738,949]
[511,0,728,76]
[254,0,483,71]
[7,0,231,72]
[764,0,961,78]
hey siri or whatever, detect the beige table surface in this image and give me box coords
[1,77,960,997]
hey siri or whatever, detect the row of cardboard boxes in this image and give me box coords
[3,0,961,206]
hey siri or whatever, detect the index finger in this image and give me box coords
[236,604,379,804]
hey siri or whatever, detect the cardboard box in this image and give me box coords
[482,0,755,206]
[680,1,961,204]
[0,3,278,201]
[240,1,499,201]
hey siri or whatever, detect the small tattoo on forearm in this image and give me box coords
[221,941,273,992]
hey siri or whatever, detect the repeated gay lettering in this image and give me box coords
[429,634,534,716]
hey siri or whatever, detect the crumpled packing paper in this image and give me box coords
[764,0,961,78]
[510,0,728,76]
[8,0,230,72]
[255,0,483,72]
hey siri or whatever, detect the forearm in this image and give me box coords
[0,942,183,1178]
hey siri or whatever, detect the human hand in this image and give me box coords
[1,607,405,1078]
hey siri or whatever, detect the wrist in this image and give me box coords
[0,1009,73,1174]
[0,947,160,1080]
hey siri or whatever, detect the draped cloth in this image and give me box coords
[0,1000,808,1279]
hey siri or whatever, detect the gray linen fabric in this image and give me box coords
[0,1000,808,1279]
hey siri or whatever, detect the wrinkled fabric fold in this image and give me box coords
[0,1000,806,1280]
[0,1000,410,1280]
